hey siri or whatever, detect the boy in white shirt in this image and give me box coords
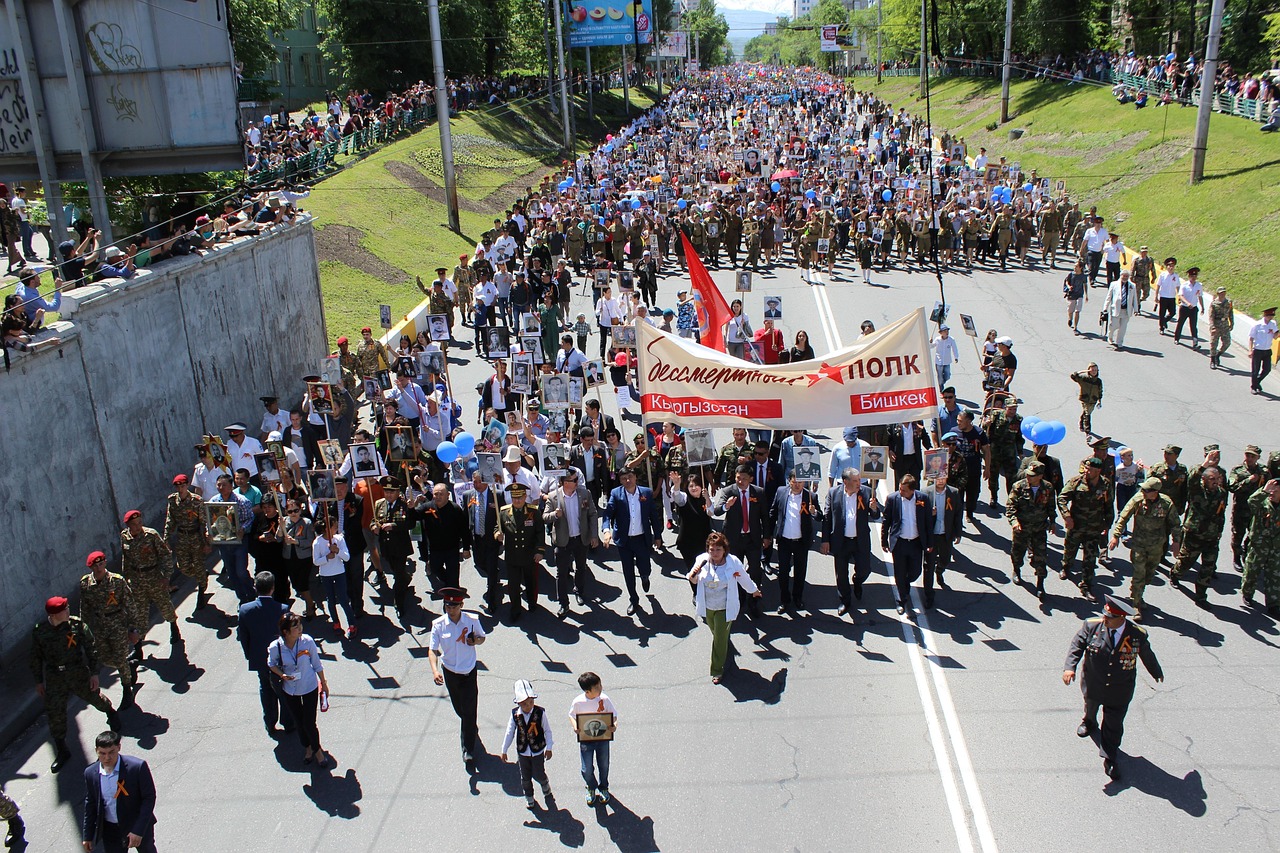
[568,671,618,806]
[502,679,554,810]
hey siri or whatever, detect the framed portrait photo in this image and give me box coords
[362,377,381,401]
[384,426,416,463]
[594,270,610,291]
[422,350,445,377]
[540,442,569,476]
[684,428,716,468]
[520,313,541,335]
[483,419,508,448]
[585,359,606,388]
[308,382,333,414]
[545,409,569,435]
[427,314,451,342]
[959,313,978,337]
[316,439,345,470]
[859,446,889,479]
[735,270,753,292]
[266,440,286,461]
[614,325,637,349]
[308,468,337,501]
[542,373,571,409]
[511,360,533,394]
[618,270,635,291]
[505,410,523,432]
[576,712,614,742]
[205,501,242,544]
[350,442,380,477]
[519,335,544,364]
[476,452,502,485]
[923,448,949,482]
[397,356,418,378]
[319,355,342,387]
[484,326,511,360]
[763,295,782,320]
[790,445,821,483]
[254,452,281,483]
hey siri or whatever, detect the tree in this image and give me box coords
[684,0,731,65]
[317,0,434,93]
[227,0,303,81]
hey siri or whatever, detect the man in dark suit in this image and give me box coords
[542,470,600,617]
[82,730,157,853]
[889,421,932,488]
[461,471,501,610]
[712,465,767,617]
[578,400,615,443]
[568,427,610,506]
[419,483,472,589]
[880,474,933,614]
[333,476,368,617]
[749,440,784,572]
[237,571,293,735]
[924,476,964,608]
[1063,595,1163,779]
[604,469,654,616]
[766,472,823,612]
[821,468,882,616]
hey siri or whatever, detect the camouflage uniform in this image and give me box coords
[1149,459,1189,514]
[1207,294,1234,367]
[1039,204,1062,266]
[30,616,116,741]
[1240,490,1280,609]
[79,570,138,692]
[987,410,1024,502]
[429,287,455,334]
[1058,471,1114,589]
[164,490,209,591]
[1173,483,1229,597]
[0,786,20,843]
[1228,455,1266,566]
[454,263,476,322]
[1112,491,1181,612]
[743,218,762,270]
[338,348,360,396]
[1017,453,1065,494]
[357,337,390,379]
[1005,476,1057,580]
[121,526,176,625]
[1070,370,1104,434]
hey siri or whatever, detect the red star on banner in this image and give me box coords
[805,362,846,387]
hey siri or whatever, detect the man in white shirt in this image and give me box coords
[1249,306,1278,394]
[225,424,263,477]
[427,587,486,766]
[388,373,427,428]
[1172,266,1205,349]
[1102,233,1126,285]
[931,324,960,389]
[1155,256,1181,334]
[259,395,290,441]
[1082,216,1109,285]
[1105,271,1139,349]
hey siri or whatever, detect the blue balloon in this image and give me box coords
[676,198,687,210]
[770,181,782,192]
[1020,416,1042,439]
[872,131,881,140]
[435,441,459,464]
[1031,421,1055,444]
[805,189,817,199]
[1023,183,1033,193]
[1166,52,1176,62]
[454,432,475,456]
[599,216,606,226]
[1046,421,1068,445]
[565,176,574,187]
[631,199,642,210]
[882,189,892,202]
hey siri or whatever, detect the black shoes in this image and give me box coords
[836,604,850,617]
[51,740,72,773]
[641,576,651,593]
[1077,720,1094,738]
[1103,758,1120,779]
[626,602,637,616]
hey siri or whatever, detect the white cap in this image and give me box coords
[267,431,283,442]
[513,679,538,703]
[503,445,523,463]
[996,336,1014,347]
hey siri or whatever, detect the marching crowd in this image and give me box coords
[12,63,1280,847]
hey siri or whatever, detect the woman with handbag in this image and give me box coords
[686,532,761,685]
[267,612,330,767]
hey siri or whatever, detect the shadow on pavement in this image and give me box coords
[303,766,362,818]
[594,794,659,853]
[1105,758,1207,816]
[523,795,587,847]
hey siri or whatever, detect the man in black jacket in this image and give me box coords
[237,572,293,735]
[461,471,502,611]
[1062,595,1163,779]
[420,483,472,589]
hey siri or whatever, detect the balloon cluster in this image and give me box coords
[990,185,1013,205]
[435,431,477,464]
[1020,416,1067,445]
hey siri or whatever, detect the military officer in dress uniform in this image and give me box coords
[1062,594,1163,779]
[80,551,141,711]
[31,596,121,772]
[427,587,486,768]
[496,483,547,622]
[164,473,210,609]
[373,476,426,626]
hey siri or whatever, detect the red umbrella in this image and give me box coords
[771,169,799,180]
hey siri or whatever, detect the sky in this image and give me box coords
[716,0,789,11]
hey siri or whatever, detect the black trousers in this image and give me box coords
[728,535,764,610]
[473,538,501,605]
[775,537,810,605]
[962,463,983,515]
[1157,296,1177,331]
[928,539,954,587]
[1252,349,1273,391]
[100,821,157,853]
[616,535,651,604]
[444,667,479,755]
[1083,696,1129,762]
[507,558,539,612]
[383,545,414,614]
[891,538,924,603]
[1087,250,1102,282]
[256,668,294,731]
[892,456,923,489]
[555,538,589,603]
[518,752,550,796]
[832,547,868,607]
[1173,306,1199,342]
[281,688,321,751]
[344,549,367,616]
[429,550,461,589]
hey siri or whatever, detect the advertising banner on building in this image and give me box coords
[636,308,939,429]
[820,24,854,52]
[566,0,654,47]
[656,30,689,57]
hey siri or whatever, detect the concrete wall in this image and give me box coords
[0,220,327,669]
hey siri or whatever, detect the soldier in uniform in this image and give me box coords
[427,586,486,767]
[1185,443,1221,506]
[704,207,723,267]
[1207,286,1234,369]
[31,596,121,772]
[80,551,141,711]
[1129,246,1157,314]
[120,509,180,659]
[496,483,546,622]
[164,473,210,608]
[1149,444,1189,515]
[1109,477,1182,619]
[1240,478,1280,616]
[986,397,1025,505]
[1058,458,1114,598]
[1005,460,1058,599]
[1062,594,1163,780]
[335,335,360,400]
[1171,466,1229,604]
[1069,363,1104,435]
[1228,445,1266,567]
[609,216,627,265]
[454,254,476,326]
[1080,436,1118,562]
[0,787,22,849]
[356,326,390,381]
[425,272,456,341]
[373,476,426,626]
[724,205,743,268]
[743,215,762,271]
[1017,443,1065,494]
[1039,201,1062,267]
[566,220,586,274]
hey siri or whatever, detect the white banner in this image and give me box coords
[657,31,689,58]
[636,308,939,429]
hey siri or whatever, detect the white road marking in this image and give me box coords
[818,289,999,853]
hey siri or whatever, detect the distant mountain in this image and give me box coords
[723,8,779,54]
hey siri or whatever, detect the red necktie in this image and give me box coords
[741,490,750,533]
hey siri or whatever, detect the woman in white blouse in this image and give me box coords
[687,532,761,684]
[723,299,753,361]
[594,286,623,359]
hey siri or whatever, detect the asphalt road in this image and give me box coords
[4,245,1278,853]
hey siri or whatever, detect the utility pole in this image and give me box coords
[876,0,882,83]
[426,0,460,232]
[586,47,594,120]
[1190,0,1225,182]
[553,0,572,151]
[918,0,926,98]
[622,43,631,115]
[999,0,1013,122]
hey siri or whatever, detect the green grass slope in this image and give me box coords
[857,76,1279,314]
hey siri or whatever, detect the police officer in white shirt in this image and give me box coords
[1173,266,1205,349]
[1249,306,1278,394]
[1083,217,1109,285]
[427,587,486,766]
[1155,256,1181,334]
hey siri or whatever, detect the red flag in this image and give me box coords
[681,231,731,352]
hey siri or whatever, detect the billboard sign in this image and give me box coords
[820,24,854,52]
[0,0,243,180]
[566,0,654,47]
[656,30,688,57]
